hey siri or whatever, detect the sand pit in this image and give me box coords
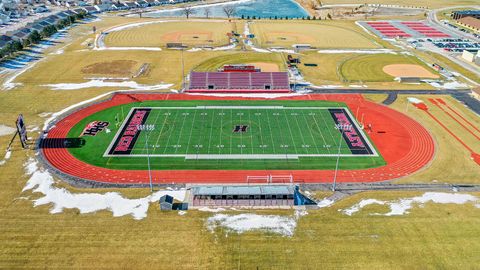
[82,60,138,76]
[383,64,439,79]
[247,62,280,72]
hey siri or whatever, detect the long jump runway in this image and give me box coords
[40,94,435,186]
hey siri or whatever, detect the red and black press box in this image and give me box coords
[109,108,151,155]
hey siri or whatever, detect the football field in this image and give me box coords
[68,100,385,170]
[106,106,377,159]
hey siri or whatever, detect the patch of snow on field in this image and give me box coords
[341,193,479,216]
[22,158,186,220]
[311,85,343,89]
[0,149,12,166]
[317,49,396,54]
[43,80,172,91]
[0,124,16,136]
[206,213,298,236]
[212,43,237,51]
[317,198,334,208]
[199,207,226,213]
[407,97,423,104]
[427,81,469,89]
[94,46,163,51]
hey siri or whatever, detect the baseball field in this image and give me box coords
[0,8,480,269]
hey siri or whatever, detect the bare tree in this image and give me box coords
[223,6,236,18]
[182,6,194,19]
[204,7,211,19]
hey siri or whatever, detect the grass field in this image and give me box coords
[297,51,439,88]
[339,53,439,82]
[250,20,380,49]
[104,20,235,48]
[2,14,480,269]
[67,100,384,170]
[193,52,286,72]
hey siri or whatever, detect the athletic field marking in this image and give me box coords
[104,106,378,159]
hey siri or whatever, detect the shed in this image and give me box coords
[159,194,174,210]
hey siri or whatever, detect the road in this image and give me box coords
[426,5,480,81]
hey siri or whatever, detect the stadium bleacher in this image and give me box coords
[186,71,291,93]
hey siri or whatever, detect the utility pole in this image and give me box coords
[332,124,352,191]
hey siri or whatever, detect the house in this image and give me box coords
[43,15,60,25]
[28,22,45,32]
[0,13,10,24]
[34,5,49,13]
[123,2,138,9]
[37,19,54,27]
[63,10,76,16]
[10,30,29,42]
[65,1,76,8]
[111,3,126,10]
[0,35,13,48]
[94,4,112,12]
[135,0,148,8]
[72,8,86,14]
[145,0,159,6]
[82,5,99,14]
[451,10,480,20]
[55,11,70,19]
[457,16,480,33]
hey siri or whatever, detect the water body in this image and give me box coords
[144,0,309,19]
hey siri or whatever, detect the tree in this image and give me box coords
[12,40,23,52]
[327,13,332,19]
[182,6,193,19]
[28,30,41,45]
[204,7,211,18]
[222,6,236,18]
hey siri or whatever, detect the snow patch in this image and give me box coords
[206,213,298,237]
[94,47,162,51]
[199,207,226,213]
[426,81,469,89]
[317,198,334,208]
[341,193,479,216]
[0,124,16,136]
[407,97,423,104]
[43,80,172,91]
[22,158,186,220]
[0,149,12,166]
[317,49,396,54]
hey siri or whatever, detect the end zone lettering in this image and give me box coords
[109,109,151,155]
[82,121,109,136]
[329,109,373,155]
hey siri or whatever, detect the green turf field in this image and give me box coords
[67,100,385,170]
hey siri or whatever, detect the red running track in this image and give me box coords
[41,94,435,185]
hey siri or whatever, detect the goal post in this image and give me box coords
[247,174,293,184]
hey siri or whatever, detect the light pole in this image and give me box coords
[332,123,352,192]
[138,124,155,193]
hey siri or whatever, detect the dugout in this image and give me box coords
[191,185,295,207]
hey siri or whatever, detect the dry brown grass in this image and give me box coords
[250,20,380,49]
[1,15,480,269]
[81,60,139,77]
